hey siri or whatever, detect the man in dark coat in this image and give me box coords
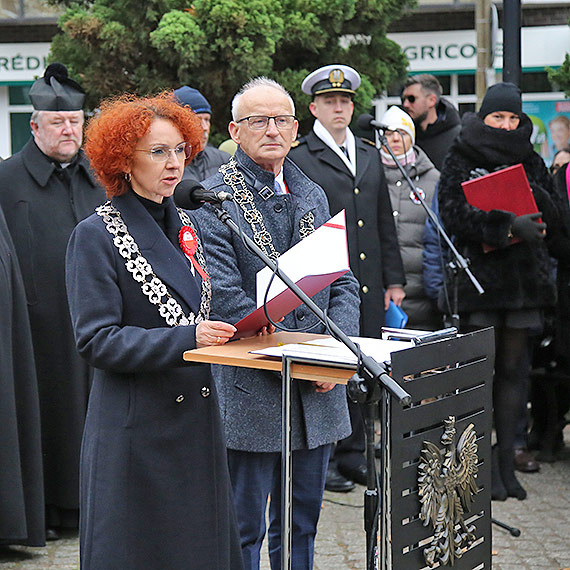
[174,85,231,181]
[401,74,461,170]
[194,77,360,569]
[0,206,45,547]
[289,64,405,491]
[0,63,105,539]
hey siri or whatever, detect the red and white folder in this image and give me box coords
[233,210,350,339]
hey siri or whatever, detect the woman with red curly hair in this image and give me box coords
[65,93,244,570]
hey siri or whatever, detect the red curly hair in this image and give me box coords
[85,92,203,198]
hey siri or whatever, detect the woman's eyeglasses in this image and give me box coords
[134,143,191,162]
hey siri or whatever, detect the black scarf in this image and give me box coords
[454,112,534,171]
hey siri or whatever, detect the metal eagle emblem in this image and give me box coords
[418,416,479,567]
[328,69,345,87]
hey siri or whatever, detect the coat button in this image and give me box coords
[297,310,305,321]
[176,394,185,403]
[354,187,360,195]
[274,203,283,213]
[396,180,402,187]
[393,210,399,217]
[362,285,369,294]
[360,252,367,260]
[201,386,211,398]
[357,219,364,227]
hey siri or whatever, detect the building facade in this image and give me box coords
[378,0,570,165]
[0,0,569,160]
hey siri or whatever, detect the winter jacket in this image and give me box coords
[438,112,558,314]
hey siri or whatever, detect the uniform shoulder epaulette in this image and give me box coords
[290,136,307,149]
[362,138,376,147]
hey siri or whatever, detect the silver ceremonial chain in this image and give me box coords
[220,158,316,258]
[96,202,211,327]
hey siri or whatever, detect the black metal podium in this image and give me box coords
[379,327,495,569]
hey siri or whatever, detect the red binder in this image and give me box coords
[461,163,540,251]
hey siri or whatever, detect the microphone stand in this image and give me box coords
[209,201,412,570]
[371,125,484,329]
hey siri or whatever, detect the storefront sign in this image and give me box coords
[0,43,50,83]
[388,26,569,73]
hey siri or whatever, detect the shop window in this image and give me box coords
[0,0,61,19]
[0,0,19,18]
[437,75,451,96]
[10,112,32,154]
[522,72,556,94]
[459,102,476,114]
[458,74,475,95]
[9,84,31,105]
[22,0,60,18]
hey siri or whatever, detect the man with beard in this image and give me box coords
[0,63,105,540]
[401,74,461,170]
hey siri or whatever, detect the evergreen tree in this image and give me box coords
[50,0,415,139]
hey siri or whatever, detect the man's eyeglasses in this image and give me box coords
[401,94,416,104]
[134,143,191,162]
[236,115,297,131]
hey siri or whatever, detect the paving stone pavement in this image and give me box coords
[2,426,569,569]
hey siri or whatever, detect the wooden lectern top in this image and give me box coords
[183,331,354,384]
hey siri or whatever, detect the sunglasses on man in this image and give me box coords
[401,94,416,104]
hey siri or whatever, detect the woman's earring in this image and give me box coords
[124,172,131,182]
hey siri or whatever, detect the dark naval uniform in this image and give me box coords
[289,131,405,337]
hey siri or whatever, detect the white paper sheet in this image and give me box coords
[255,210,349,307]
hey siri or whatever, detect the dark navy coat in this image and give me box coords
[66,191,243,570]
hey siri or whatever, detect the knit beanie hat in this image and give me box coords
[478,82,522,118]
[173,86,212,114]
[380,106,415,145]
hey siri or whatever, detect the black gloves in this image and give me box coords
[510,212,546,243]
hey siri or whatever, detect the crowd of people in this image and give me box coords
[1,61,569,569]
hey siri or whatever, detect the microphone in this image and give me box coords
[357,113,390,132]
[174,178,233,210]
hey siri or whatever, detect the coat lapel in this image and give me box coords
[284,158,323,247]
[306,132,353,177]
[354,138,372,187]
[113,193,203,314]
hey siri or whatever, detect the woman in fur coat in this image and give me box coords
[438,82,559,501]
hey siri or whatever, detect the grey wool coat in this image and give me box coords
[384,147,441,330]
[66,192,243,570]
[194,147,361,452]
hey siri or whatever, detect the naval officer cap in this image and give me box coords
[29,63,85,112]
[301,64,361,97]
